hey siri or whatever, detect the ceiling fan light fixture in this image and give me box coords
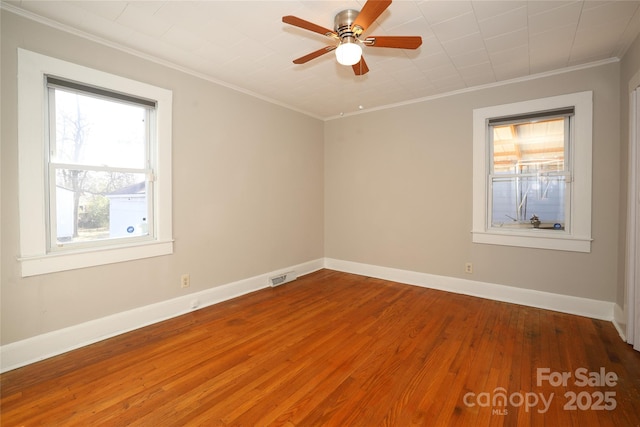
[335,37,362,66]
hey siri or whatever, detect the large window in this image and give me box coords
[47,77,155,249]
[18,49,173,276]
[472,92,592,252]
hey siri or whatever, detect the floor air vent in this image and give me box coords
[269,271,297,287]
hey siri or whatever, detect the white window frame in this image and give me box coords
[472,92,593,252]
[17,49,173,277]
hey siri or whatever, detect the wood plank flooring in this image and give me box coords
[2,269,639,426]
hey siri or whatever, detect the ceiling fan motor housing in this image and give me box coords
[334,9,360,41]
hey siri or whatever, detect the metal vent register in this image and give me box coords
[269,271,297,287]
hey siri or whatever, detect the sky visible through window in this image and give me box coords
[53,89,147,168]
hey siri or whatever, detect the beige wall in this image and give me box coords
[325,62,622,302]
[1,12,324,344]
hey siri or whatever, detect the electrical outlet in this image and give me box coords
[181,273,190,288]
[464,263,473,274]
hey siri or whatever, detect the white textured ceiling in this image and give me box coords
[4,0,640,119]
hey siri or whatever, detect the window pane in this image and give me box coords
[492,117,565,174]
[491,175,566,228]
[52,89,147,169]
[54,170,148,245]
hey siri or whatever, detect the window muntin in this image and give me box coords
[47,79,156,250]
[488,113,571,231]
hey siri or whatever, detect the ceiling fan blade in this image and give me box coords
[293,46,337,64]
[352,56,369,76]
[282,15,337,37]
[364,36,422,49]
[351,0,392,35]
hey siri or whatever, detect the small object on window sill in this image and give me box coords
[536,223,565,230]
[530,215,541,228]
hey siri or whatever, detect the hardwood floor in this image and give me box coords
[2,269,639,426]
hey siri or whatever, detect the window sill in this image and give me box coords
[19,240,174,277]
[472,230,592,253]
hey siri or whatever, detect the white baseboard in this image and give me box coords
[1,257,618,373]
[0,258,324,373]
[324,258,616,322]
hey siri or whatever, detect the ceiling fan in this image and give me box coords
[282,0,422,76]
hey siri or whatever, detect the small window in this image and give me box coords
[489,109,571,231]
[472,92,592,252]
[18,49,173,276]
